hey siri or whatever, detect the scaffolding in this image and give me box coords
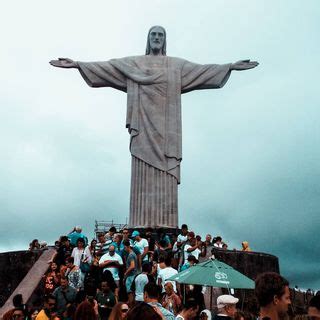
[94,219,128,238]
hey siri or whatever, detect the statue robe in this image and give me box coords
[77,56,231,227]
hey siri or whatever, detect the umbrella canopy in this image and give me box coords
[167,259,255,289]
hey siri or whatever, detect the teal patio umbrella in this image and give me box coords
[167,258,254,289]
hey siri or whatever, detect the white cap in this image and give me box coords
[217,295,239,308]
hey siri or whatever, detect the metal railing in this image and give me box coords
[94,219,128,237]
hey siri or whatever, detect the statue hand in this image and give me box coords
[231,60,259,71]
[49,58,78,68]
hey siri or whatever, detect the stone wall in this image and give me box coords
[211,248,280,279]
[0,250,42,307]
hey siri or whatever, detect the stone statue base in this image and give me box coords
[129,156,178,228]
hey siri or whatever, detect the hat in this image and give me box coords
[200,309,212,320]
[132,230,140,237]
[217,295,239,309]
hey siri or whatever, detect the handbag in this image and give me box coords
[80,253,91,273]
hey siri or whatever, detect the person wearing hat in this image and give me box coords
[132,230,149,269]
[214,294,239,320]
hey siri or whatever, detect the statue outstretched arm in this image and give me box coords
[181,58,258,93]
[49,58,127,91]
[230,59,259,71]
[49,58,78,69]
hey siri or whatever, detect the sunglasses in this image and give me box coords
[13,315,24,319]
[121,308,129,313]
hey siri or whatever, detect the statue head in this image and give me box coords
[145,25,166,56]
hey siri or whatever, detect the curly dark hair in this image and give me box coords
[126,302,162,320]
[255,272,289,307]
[309,295,320,310]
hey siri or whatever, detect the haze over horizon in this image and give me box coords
[1,0,320,290]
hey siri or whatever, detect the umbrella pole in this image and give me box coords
[210,287,213,310]
[241,290,245,311]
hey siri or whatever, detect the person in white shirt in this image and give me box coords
[134,263,151,301]
[213,236,223,248]
[132,230,149,268]
[183,238,201,262]
[158,257,178,293]
[71,238,90,267]
[177,224,188,247]
[99,245,123,287]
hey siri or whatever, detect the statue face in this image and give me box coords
[149,26,165,53]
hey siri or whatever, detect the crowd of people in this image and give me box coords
[2,225,317,320]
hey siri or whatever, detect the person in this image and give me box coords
[109,302,129,320]
[53,277,77,316]
[50,26,258,229]
[234,311,245,320]
[213,236,223,248]
[71,238,89,267]
[74,300,99,320]
[123,239,137,305]
[55,236,72,267]
[10,308,26,320]
[36,295,58,320]
[12,294,27,313]
[158,256,178,293]
[96,280,116,320]
[143,282,174,320]
[175,298,199,320]
[29,239,40,251]
[126,302,162,320]
[44,262,61,294]
[181,255,197,271]
[105,226,117,241]
[99,245,123,287]
[161,282,181,316]
[183,237,201,267]
[255,272,291,320]
[64,256,83,290]
[200,234,214,261]
[200,309,212,320]
[29,309,39,320]
[153,239,170,263]
[177,225,189,245]
[308,295,320,319]
[84,239,97,265]
[39,241,48,250]
[121,228,132,244]
[95,233,112,257]
[132,230,149,268]
[68,226,88,247]
[112,233,124,257]
[213,294,239,320]
[241,241,251,252]
[157,228,172,249]
[145,227,156,260]
[133,262,152,302]
[187,285,206,316]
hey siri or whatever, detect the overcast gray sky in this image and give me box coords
[1,0,320,289]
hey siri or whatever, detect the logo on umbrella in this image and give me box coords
[215,272,228,280]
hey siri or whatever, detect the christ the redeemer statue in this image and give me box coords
[50,26,258,228]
